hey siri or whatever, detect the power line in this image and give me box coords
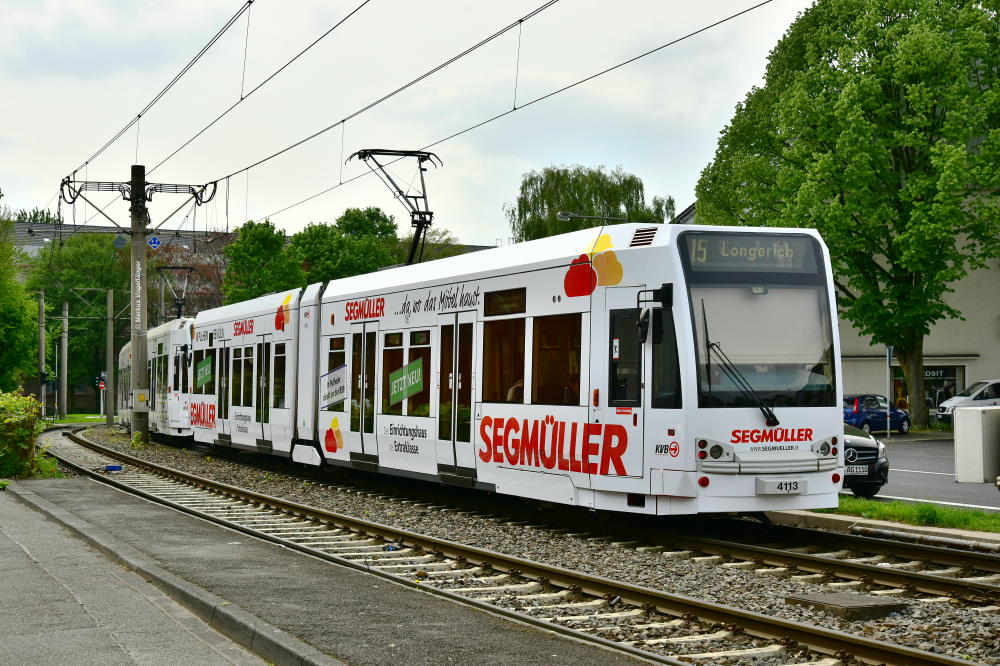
[149,0,376,175]
[257,0,775,221]
[215,0,562,182]
[66,0,254,179]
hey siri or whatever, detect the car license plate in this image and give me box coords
[845,465,868,476]
[755,478,807,495]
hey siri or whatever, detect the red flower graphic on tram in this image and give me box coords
[563,254,597,297]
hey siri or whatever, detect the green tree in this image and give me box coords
[398,226,465,263]
[24,233,130,401]
[695,0,1000,427]
[334,206,398,241]
[222,220,303,304]
[287,222,397,284]
[505,165,675,242]
[0,218,37,391]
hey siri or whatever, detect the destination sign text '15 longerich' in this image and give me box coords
[685,234,816,272]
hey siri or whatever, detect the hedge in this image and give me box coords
[0,390,42,477]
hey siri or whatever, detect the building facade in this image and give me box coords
[840,257,1000,410]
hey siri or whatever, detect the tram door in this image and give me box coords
[436,312,476,471]
[590,287,645,482]
[217,342,230,436]
[256,336,272,444]
[347,323,379,456]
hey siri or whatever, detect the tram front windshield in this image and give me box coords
[681,232,836,408]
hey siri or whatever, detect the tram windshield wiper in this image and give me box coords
[701,300,780,427]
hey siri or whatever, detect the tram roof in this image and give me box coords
[322,223,659,302]
[147,317,193,339]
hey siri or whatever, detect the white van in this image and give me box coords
[936,379,1000,422]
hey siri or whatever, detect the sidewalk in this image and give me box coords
[0,490,263,666]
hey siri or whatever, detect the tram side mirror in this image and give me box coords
[637,308,651,344]
[654,283,673,308]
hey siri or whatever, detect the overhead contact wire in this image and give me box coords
[257,0,774,221]
[149,0,376,175]
[67,0,254,178]
[216,0,562,182]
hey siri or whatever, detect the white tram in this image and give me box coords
[177,223,844,514]
[116,318,194,437]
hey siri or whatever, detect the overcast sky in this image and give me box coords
[1,0,813,246]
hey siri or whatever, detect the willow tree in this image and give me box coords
[695,0,1000,426]
[506,165,674,242]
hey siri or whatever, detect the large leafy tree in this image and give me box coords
[506,165,675,242]
[0,217,36,391]
[287,222,397,284]
[222,220,303,304]
[334,206,398,241]
[695,0,1000,426]
[24,233,131,401]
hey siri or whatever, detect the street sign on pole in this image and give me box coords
[113,235,127,250]
[98,380,105,390]
[147,236,161,250]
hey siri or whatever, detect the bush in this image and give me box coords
[0,390,42,478]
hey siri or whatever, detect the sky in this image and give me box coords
[0,0,814,246]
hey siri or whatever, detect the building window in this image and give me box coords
[531,314,581,405]
[483,319,525,403]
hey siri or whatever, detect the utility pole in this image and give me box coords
[38,290,45,419]
[60,166,216,444]
[60,301,68,418]
[106,289,114,427]
[130,164,150,442]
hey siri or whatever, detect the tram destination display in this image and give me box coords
[684,233,817,273]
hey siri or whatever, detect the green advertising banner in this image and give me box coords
[196,356,213,388]
[388,357,423,406]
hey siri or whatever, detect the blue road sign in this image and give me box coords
[147,236,161,250]
[113,235,127,250]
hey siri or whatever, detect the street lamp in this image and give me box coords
[556,211,628,222]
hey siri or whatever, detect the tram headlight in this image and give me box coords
[709,444,723,459]
[819,442,831,456]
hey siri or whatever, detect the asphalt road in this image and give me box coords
[850,431,1000,513]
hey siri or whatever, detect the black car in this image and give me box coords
[843,424,889,498]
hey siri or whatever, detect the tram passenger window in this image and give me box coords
[408,330,431,417]
[382,332,404,415]
[273,343,287,409]
[651,308,682,409]
[192,350,203,394]
[531,314,581,406]
[439,325,454,439]
[609,310,641,406]
[242,346,254,407]
[483,319,525,403]
[231,348,243,406]
[203,349,215,395]
[173,354,179,393]
[325,337,346,411]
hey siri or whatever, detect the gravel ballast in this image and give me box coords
[72,427,999,664]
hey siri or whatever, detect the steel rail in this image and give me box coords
[55,429,973,666]
[641,533,1000,603]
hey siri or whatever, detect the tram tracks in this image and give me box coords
[46,427,987,665]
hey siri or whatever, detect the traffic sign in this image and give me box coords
[113,235,127,250]
[147,236,161,250]
[98,380,105,390]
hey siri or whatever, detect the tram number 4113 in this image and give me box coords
[756,478,807,495]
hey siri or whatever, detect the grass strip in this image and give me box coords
[46,414,107,424]
[816,496,1000,533]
